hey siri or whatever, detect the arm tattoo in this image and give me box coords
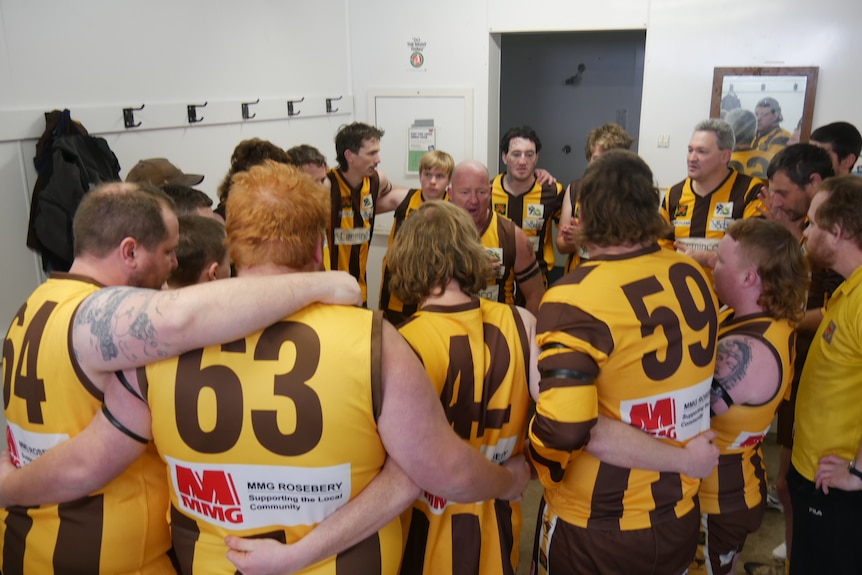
[75,287,164,363]
[712,337,753,393]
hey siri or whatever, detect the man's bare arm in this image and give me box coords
[374,169,410,214]
[74,271,361,375]
[586,417,719,479]
[376,322,530,502]
[709,335,780,416]
[225,457,418,575]
[0,371,150,506]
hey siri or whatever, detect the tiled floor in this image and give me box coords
[516,434,786,575]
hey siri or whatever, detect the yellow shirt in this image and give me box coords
[793,265,862,481]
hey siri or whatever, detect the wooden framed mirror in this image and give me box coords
[710,66,818,143]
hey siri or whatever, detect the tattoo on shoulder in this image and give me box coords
[713,337,753,392]
[75,287,166,362]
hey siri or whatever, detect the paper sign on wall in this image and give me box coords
[408,120,436,174]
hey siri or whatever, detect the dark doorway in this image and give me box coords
[498,30,646,186]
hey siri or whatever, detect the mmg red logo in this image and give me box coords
[629,397,677,439]
[176,466,243,524]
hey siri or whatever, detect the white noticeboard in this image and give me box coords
[369,89,472,180]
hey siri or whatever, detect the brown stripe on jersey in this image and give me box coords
[171,504,200,575]
[505,187,525,227]
[496,217,518,304]
[68,300,104,402]
[538,351,598,390]
[528,442,565,483]
[649,471,685,525]
[371,311,383,421]
[716,453,746,513]
[553,262,599,287]
[752,446,767,505]
[336,531,381,574]
[511,304,531,396]
[536,302,614,357]
[586,462,630,529]
[531,412,594,452]
[729,174,761,218]
[3,506,33,573]
[494,499,517,575]
[400,509,429,575]
[451,513,481,575]
[327,171,342,272]
[54,495,104,572]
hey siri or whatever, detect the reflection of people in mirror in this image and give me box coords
[727,109,770,179]
[753,97,791,159]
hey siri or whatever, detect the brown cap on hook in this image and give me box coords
[126,158,204,186]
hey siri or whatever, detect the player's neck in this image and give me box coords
[588,242,651,258]
[340,167,366,189]
[422,280,471,307]
[503,172,535,195]
[692,168,729,197]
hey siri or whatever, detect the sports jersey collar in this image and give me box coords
[688,167,735,197]
[827,264,862,309]
[586,243,661,262]
[49,272,106,288]
[421,296,481,314]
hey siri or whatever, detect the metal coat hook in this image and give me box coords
[287,97,305,117]
[187,102,208,124]
[241,98,259,120]
[326,96,343,114]
[123,104,145,128]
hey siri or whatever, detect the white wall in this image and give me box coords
[348,0,862,189]
[0,0,352,327]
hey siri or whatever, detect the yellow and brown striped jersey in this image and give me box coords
[700,310,795,515]
[729,149,772,181]
[478,212,518,306]
[752,126,791,161]
[1,274,173,574]
[491,174,563,274]
[661,170,764,253]
[529,245,718,531]
[326,168,381,305]
[398,297,532,575]
[379,188,446,325]
[142,305,401,575]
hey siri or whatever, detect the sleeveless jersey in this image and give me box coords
[326,168,381,305]
[142,305,401,575]
[491,174,563,273]
[729,149,772,180]
[379,188,446,325]
[478,212,518,306]
[1,273,173,574]
[397,297,532,575]
[699,311,795,515]
[793,265,862,482]
[530,245,718,531]
[752,126,791,161]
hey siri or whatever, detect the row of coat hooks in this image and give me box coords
[121,96,344,129]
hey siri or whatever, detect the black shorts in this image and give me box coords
[787,464,862,574]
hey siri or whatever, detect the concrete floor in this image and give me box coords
[516,434,786,575]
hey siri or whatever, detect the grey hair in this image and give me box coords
[694,118,736,151]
